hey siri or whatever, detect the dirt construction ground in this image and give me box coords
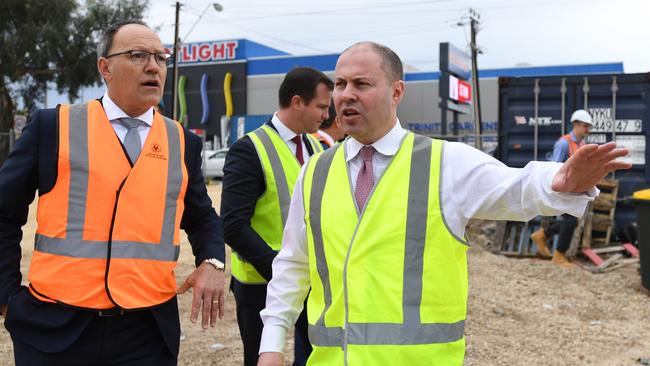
[0,183,648,365]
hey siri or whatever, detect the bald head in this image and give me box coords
[342,42,403,83]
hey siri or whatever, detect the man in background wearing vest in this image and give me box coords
[257,42,630,366]
[531,109,593,266]
[221,67,333,366]
[313,102,345,150]
[0,21,226,365]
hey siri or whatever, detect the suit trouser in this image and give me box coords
[545,213,578,253]
[11,310,176,366]
[232,279,311,366]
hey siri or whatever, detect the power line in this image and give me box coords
[290,18,457,42]
[210,0,453,22]
[215,19,334,54]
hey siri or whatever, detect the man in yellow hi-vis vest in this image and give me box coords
[257,42,631,366]
[221,67,333,366]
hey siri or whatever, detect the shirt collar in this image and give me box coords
[103,92,154,126]
[570,131,581,142]
[345,118,406,162]
[271,112,299,142]
[317,130,335,146]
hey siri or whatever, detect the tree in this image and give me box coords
[0,0,149,165]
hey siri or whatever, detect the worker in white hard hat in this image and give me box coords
[549,109,593,162]
[531,109,593,266]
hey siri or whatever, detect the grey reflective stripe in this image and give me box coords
[160,116,183,250]
[35,104,182,262]
[308,323,343,347]
[307,144,340,327]
[308,134,464,347]
[252,127,292,227]
[35,234,180,261]
[67,104,90,241]
[403,135,431,325]
[307,133,323,153]
[309,320,465,346]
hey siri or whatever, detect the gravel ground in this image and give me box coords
[1,183,648,365]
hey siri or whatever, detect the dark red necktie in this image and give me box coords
[292,135,304,165]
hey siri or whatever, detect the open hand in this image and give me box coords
[551,142,631,193]
[177,262,225,329]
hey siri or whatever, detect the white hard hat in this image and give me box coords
[570,109,593,126]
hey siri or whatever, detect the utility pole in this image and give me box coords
[171,1,181,120]
[469,8,483,151]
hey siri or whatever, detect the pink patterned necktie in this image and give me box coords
[355,146,375,209]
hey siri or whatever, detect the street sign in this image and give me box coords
[448,75,472,104]
[439,42,471,80]
[445,99,471,114]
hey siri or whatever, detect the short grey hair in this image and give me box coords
[96,20,149,58]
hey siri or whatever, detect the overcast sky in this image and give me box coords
[44,0,649,106]
[145,0,650,72]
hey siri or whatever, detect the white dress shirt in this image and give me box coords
[103,92,153,147]
[315,129,335,147]
[259,119,596,354]
[271,112,310,160]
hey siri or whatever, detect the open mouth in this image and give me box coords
[341,107,360,117]
[142,80,160,88]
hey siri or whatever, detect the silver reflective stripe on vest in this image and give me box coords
[306,133,324,154]
[403,135,430,326]
[307,144,340,327]
[309,320,465,346]
[252,126,292,227]
[160,116,183,251]
[34,103,182,261]
[308,134,464,347]
[66,104,90,241]
[35,234,180,260]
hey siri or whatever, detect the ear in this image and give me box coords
[334,115,342,128]
[392,80,405,104]
[97,57,112,83]
[290,95,304,109]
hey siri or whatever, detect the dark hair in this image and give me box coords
[96,20,149,58]
[343,41,403,83]
[278,67,334,108]
[320,101,337,129]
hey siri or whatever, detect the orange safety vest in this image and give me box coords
[29,100,188,310]
[312,131,333,148]
[561,133,585,158]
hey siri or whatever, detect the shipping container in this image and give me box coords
[497,73,650,229]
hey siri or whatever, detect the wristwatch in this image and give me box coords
[203,258,225,271]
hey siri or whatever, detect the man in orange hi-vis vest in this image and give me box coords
[532,109,593,266]
[0,21,225,365]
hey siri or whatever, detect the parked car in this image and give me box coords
[201,148,228,179]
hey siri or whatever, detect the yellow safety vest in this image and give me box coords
[302,133,468,365]
[230,124,323,284]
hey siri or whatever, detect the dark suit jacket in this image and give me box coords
[221,121,316,287]
[0,104,225,355]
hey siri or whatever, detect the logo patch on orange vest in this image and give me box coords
[145,142,167,160]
